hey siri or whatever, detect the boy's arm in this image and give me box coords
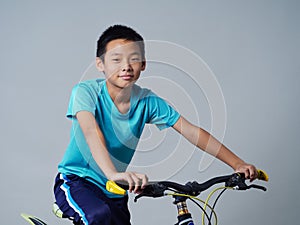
[172,116,258,181]
[76,111,148,192]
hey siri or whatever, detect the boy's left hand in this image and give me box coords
[235,163,258,182]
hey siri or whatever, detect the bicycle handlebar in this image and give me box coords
[106,169,268,202]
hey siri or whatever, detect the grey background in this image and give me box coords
[1,0,299,224]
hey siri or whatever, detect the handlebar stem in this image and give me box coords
[173,196,194,225]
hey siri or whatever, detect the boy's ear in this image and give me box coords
[141,60,146,71]
[96,57,104,72]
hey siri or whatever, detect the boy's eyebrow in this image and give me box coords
[109,52,122,56]
[108,52,141,57]
[130,52,142,56]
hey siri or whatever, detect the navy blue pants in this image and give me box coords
[54,173,131,225]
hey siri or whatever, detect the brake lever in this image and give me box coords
[248,184,267,191]
[134,183,167,202]
[226,173,267,191]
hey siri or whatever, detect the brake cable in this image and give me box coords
[168,192,218,225]
[202,187,233,225]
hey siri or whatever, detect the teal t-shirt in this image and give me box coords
[58,79,180,197]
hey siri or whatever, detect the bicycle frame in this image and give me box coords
[21,213,47,225]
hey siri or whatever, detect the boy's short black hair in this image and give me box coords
[96,24,145,61]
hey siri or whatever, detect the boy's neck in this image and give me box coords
[106,82,132,105]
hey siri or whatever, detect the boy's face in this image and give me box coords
[96,39,146,89]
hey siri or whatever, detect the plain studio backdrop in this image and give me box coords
[1,0,299,224]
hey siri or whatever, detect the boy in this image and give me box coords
[54,25,258,225]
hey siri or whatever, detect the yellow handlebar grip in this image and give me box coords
[106,180,126,195]
[257,169,269,181]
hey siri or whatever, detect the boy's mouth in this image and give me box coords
[119,74,134,80]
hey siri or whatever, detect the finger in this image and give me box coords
[243,168,250,179]
[249,166,258,182]
[137,174,148,189]
[127,172,141,193]
[133,174,143,193]
[125,173,134,193]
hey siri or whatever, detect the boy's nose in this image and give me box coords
[121,62,133,72]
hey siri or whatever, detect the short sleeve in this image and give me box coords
[148,94,180,130]
[66,83,97,119]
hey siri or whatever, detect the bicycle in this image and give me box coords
[21,170,268,225]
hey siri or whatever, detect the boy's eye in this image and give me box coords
[112,58,120,62]
[131,58,140,62]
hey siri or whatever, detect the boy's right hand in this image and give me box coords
[109,172,148,194]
